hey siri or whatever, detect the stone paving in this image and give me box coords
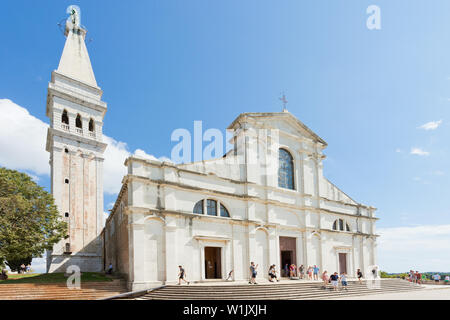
[332,284,450,300]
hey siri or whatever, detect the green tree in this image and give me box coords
[0,167,67,270]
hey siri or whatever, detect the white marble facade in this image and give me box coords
[104,112,378,291]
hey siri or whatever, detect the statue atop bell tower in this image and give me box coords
[46,5,107,272]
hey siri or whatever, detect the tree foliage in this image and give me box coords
[0,167,67,269]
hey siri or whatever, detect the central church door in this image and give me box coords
[339,253,347,274]
[279,237,297,277]
[205,247,221,279]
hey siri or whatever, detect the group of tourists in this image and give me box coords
[430,273,450,284]
[282,264,320,280]
[320,271,349,291]
[405,270,450,284]
[174,263,375,287]
[18,264,31,274]
[407,270,425,284]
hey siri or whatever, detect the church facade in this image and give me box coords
[46,8,378,290]
[103,113,378,290]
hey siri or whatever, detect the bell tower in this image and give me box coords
[46,6,107,272]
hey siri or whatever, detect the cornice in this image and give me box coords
[46,83,107,117]
[47,127,107,152]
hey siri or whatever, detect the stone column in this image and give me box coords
[165,225,178,284]
[128,222,145,290]
[268,228,278,271]
[95,156,104,236]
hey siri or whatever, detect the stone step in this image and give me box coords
[157,283,416,291]
[0,281,128,300]
[144,287,422,299]
[135,280,423,300]
[154,283,419,293]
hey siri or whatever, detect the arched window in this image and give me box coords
[193,200,204,214]
[333,218,351,232]
[89,118,95,132]
[207,199,217,216]
[278,148,294,190]
[76,114,82,128]
[193,199,230,218]
[61,110,69,125]
[220,204,230,217]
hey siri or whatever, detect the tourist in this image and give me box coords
[421,273,427,283]
[106,263,113,275]
[0,269,7,280]
[330,272,339,291]
[321,271,329,289]
[284,264,289,277]
[313,265,319,280]
[178,265,190,285]
[340,272,348,291]
[357,268,363,284]
[299,265,304,279]
[444,275,449,284]
[307,266,313,280]
[226,269,233,281]
[433,273,440,284]
[26,264,31,273]
[415,271,421,284]
[249,262,258,284]
[289,264,297,278]
[409,270,414,283]
[268,265,280,282]
[20,264,26,274]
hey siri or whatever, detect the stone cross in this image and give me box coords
[279,93,288,111]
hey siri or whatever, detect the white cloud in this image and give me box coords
[410,147,430,156]
[395,148,402,153]
[418,120,443,130]
[0,98,163,196]
[0,99,49,175]
[102,136,130,195]
[378,224,450,272]
[432,170,445,176]
[134,148,158,161]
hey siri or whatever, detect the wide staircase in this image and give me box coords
[132,279,423,300]
[0,279,127,300]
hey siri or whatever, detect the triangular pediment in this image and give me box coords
[227,112,327,146]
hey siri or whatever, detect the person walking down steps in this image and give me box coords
[249,262,258,284]
[178,265,190,285]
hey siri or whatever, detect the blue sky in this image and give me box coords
[1,0,449,272]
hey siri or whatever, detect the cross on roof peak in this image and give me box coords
[279,92,288,112]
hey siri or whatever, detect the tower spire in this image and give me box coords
[56,5,97,87]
